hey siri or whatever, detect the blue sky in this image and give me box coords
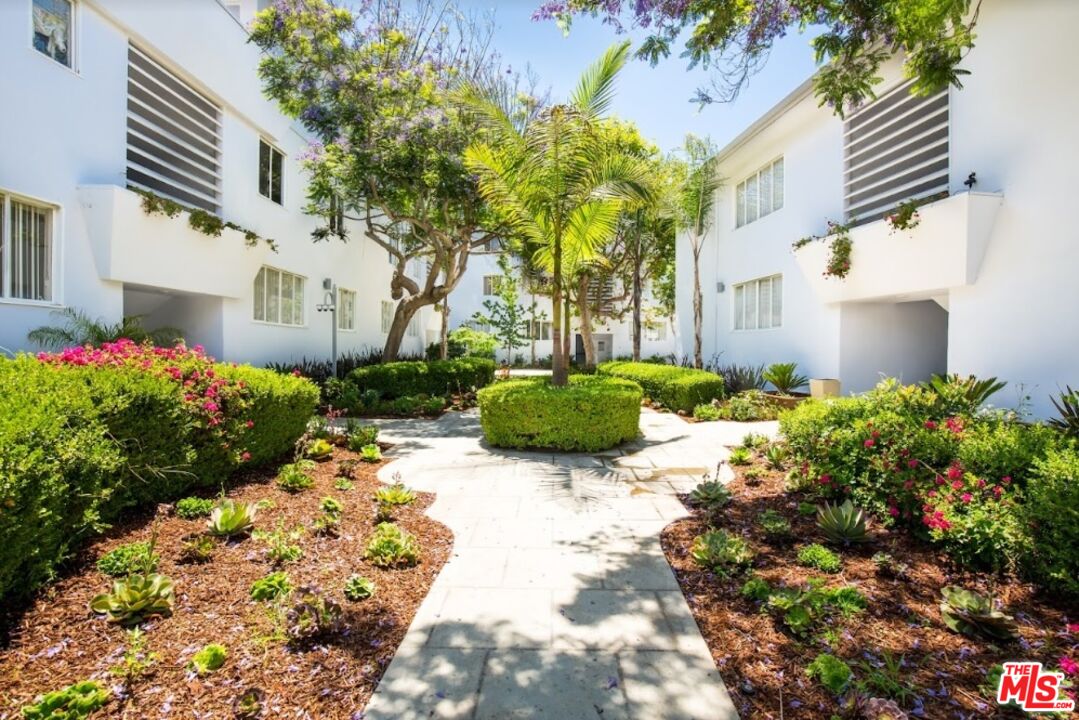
[461,2,822,154]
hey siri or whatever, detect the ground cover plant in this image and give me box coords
[0,441,452,718]
[662,430,1079,719]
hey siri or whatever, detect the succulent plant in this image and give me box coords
[90,573,175,625]
[305,438,334,461]
[864,697,909,720]
[765,444,789,470]
[175,496,216,519]
[359,444,382,463]
[758,509,791,539]
[250,571,292,602]
[96,541,158,578]
[871,551,909,579]
[805,652,852,695]
[21,680,110,720]
[343,574,376,601]
[690,530,754,576]
[375,482,416,506]
[207,499,258,537]
[189,643,227,676]
[741,432,769,449]
[334,477,355,491]
[741,576,772,602]
[276,461,316,492]
[690,480,732,511]
[939,586,1019,641]
[234,688,265,720]
[364,522,420,567]
[336,458,360,479]
[286,587,344,641]
[816,500,871,544]
[728,446,752,465]
[347,424,380,450]
[178,533,216,564]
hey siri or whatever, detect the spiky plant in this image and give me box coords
[816,500,871,544]
[728,447,752,465]
[923,373,1006,414]
[375,483,416,506]
[207,499,258,537]
[939,586,1019,641]
[765,444,789,470]
[89,573,175,625]
[1049,386,1079,438]
[762,362,809,395]
[690,480,732,512]
[27,307,183,349]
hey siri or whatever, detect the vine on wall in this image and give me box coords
[793,219,853,279]
[135,189,279,252]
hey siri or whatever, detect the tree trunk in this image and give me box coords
[530,290,536,367]
[563,296,572,368]
[439,301,449,360]
[382,300,417,362]
[577,275,596,369]
[692,242,703,369]
[632,240,643,362]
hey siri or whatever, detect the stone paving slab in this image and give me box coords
[359,409,775,720]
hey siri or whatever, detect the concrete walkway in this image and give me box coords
[361,410,777,720]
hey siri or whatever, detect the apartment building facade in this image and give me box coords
[0,0,437,365]
[677,0,1079,416]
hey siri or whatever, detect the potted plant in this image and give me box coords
[762,362,811,409]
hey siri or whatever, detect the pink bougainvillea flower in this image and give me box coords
[246,420,255,429]
[924,420,937,430]
[292,368,302,376]
[961,493,973,503]
[888,507,899,517]
[241,451,252,462]
[903,480,915,490]
[818,474,832,485]
[1060,657,1078,676]
[202,401,219,413]
[947,465,963,481]
[1067,623,1079,634]
[952,480,964,491]
[864,439,876,448]
[871,430,881,439]
[928,490,938,498]
[935,475,946,486]
[907,459,919,469]
[992,486,1004,498]
[977,478,987,488]
[1002,476,1012,485]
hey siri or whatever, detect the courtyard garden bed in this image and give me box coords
[477,375,642,451]
[0,441,452,719]
[663,377,1079,718]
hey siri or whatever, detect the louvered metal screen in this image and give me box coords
[126,44,222,213]
[844,80,949,223]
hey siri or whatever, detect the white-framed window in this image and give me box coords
[644,322,667,341]
[1,193,56,302]
[253,266,304,326]
[380,300,394,333]
[530,320,551,341]
[483,275,502,296]
[258,139,284,205]
[32,0,74,68]
[407,313,419,337]
[735,157,784,228]
[733,274,782,331]
[337,288,356,331]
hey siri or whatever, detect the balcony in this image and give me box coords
[79,185,270,298]
[793,191,1003,303]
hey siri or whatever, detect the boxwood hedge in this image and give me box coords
[349,357,495,399]
[597,361,725,413]
[478,375,642,452]
[0,349,318,606]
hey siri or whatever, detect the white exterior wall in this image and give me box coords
[680,0,1079,415]
[450,252,677,364]
[0,0,434,364]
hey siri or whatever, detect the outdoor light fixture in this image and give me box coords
[716,282,726,293]
[316,279,338,378]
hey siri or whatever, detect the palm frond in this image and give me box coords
[570,40,631,119]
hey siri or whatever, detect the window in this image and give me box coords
[735,157,784,228]
[329,195,344,234]
[530,320,551,341]
[32,0,73,68]
[733,274,782,331]
[126,44,221,213]
[483,275,502,296]
[259,140,284,205]
[380,300,394,333]
[253,266,304,326]
[844,79,948,223]
[1,194,55,301]
[644,322,667,341]
[337,288,356,331]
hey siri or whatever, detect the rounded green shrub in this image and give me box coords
[597,361,724,413]
[477,376,641,452]
[349,357,495,399]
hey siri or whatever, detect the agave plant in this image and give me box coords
[765,444,789,470]
[1050,386,1079,438]
[207,499,258,537]
[90,573,175,625]
[762,362,809,395]
[923,373,1006,414]
[816,500,871,544]
[716,363,766,393]
[939,586,1019,641]
[690,480,732,511]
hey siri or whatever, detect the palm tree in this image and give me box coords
[27,308,184,350]
[677,134,721,369]
[459,42,649,385]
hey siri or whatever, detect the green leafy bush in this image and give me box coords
[175,497,216,519]
[343,574,376,601]
[692,403,721,421]
[806,653,853,695]
[254,524,304,565]
[349,357,495,399]
[250,571,292,601]
[364,522,420,567]
[97,542,158,578]
[477,376,641,452]
[276,461,316,492]
[1023,447,1079,597]
[597,361,724,413]
[797,543,842,573]
[714,390,781,421]
[690,530,754,576]
[346,423,379,449]
[190,644,227,675]
[20,680,110,720]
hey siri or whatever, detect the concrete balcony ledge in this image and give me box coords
[793,191,1003,303]
[79,185,270,298]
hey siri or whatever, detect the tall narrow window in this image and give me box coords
[259,139,283,205]
[483,275,502,296]
[253,266,304,326]
[380,300,394,333]
[338,288,356,330]
[2,196,54,302]
[32,0,73,68]
[735,157,784,228]
[732,274,782,331]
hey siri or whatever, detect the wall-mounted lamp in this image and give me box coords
[716,282,725,293]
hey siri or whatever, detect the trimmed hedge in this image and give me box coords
[349,357,495,399]
[0,345,318,606]
[478,375,642,451]
[597,361,725,413]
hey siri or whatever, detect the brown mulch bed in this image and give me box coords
[662,454,1079,719]
[0,446,452,719]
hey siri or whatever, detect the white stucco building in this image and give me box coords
[677,0,1079,416]
[0,0,437,365]
[448,246,677,365]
